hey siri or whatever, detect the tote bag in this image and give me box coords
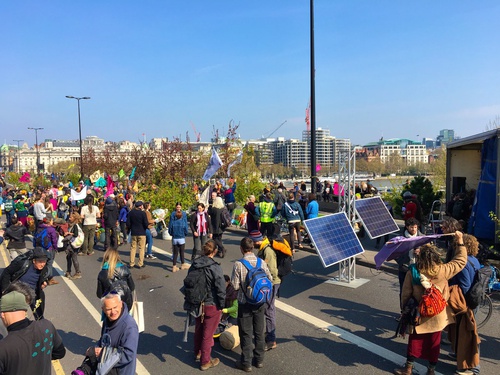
[130,292,145,333]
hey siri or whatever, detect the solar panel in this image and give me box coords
[354,196,399,239]
[304,212,365,268]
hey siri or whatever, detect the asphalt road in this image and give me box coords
[1,226,499,375]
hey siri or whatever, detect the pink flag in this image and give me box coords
[19,172,31,183]
[106,174,115,197]
[316,164,321,172]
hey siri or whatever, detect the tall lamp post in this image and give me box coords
[66,96,91,180]
[309,0,317,194]
[13,139,23,173]
[27,127,43,173]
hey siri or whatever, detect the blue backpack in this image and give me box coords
[240,258,272,306]
[33,228,51,250]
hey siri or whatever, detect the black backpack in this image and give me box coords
[183,264,210,312]
[464,261,493,309]
[220,208,232,230]
[109,278,132,310]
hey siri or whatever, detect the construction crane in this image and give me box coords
[262,120,287,138]
[190,121,201,142]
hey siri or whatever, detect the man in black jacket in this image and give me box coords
[0,291,66,374]
[0,248,50,319]
[126,201,149,268]
[103,194,119,250]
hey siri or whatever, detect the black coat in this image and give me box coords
[126,208,149,236]
[96,263,135,310]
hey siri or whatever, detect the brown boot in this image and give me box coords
[394,362,413,375]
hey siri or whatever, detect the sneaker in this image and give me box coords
[48,278,59,286]
[235,361,252,372]
[265,341,277,351]
[78,252,85,256]
[64,272,72,278]
[72,272,82,279]
[181,263,190,270]
[200,357,220,371]
[172,265,179,272]
[148,254,157,259]
[455,370,473,375]
[87,251,95,256]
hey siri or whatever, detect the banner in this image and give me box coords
[198,186,210,207]
[90,170,101,183]
[227,151,243,177]
[70,186,88,201]
[202,149,223,181]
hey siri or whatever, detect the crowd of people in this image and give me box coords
[0,175,488,374]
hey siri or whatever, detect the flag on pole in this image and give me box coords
[118,169,125,179]
[106,174,115,197]
[71,186,88,201]
[19,172,31,183]
[227,150,243,177]
[130,166,137,180]
[198,186,210,207]
[202,148,223,181]
[305,98,311,131]
[90,170,101,183]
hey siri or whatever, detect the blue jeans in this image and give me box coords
[145,229,153,255]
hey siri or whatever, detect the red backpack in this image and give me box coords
[419,284,447,317]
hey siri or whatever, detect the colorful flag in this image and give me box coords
[227,150,243,177]
[316,164,321,172]
[19,172,31,183]
[90,170,101,183]
[202,148,223,181]
[130,166,137,180]
[118,169,125,179]
[305,98,311,131]
[106,174,115,197]
[374,234,449,269]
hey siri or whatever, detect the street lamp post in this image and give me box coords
[66,96,91,180]
[13,139,23,173]
[27,127,43,173]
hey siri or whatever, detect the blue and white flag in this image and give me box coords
[202,148,223,181]
[227,150,243,177]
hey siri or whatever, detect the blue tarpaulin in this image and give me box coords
[468,136,497,240]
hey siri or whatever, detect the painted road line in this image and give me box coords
[52,259,151,375]
[275,300,441,375]
[154,243,438,374]
[51,359,65,375]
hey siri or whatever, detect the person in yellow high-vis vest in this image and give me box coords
[256,192,277,239]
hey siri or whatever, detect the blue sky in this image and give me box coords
[1,1,499,148]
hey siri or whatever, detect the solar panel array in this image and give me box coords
[304,212,365,268]
[354,196,399,239]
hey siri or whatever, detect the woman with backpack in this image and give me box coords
[394,232,467,375]
[96,247,135,311]
[190,240,226,371]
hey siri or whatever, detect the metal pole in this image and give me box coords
[13,139,23,173]
[310,0,317,194]
[66,96,90,181]
[27,127,43,173]
[77,99,83,181]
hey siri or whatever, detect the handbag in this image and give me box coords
[130,292,145,333]
[97,333,122,375]
[71,224,85,249]
[149,227,157,238]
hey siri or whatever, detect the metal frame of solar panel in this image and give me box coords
[304,212,364,268]
[354,196,399,239]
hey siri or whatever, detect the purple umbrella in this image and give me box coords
[374,234,451,269]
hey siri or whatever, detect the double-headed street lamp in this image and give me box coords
[27,127,43,173]
[66,96,91,180]
[13,139,24,173]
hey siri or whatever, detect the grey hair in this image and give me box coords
[100,292,121,307]
[213,196,225,209]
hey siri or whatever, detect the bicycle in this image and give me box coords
[475,264,499,330]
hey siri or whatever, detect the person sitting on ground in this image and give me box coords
[221,274,238,327]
